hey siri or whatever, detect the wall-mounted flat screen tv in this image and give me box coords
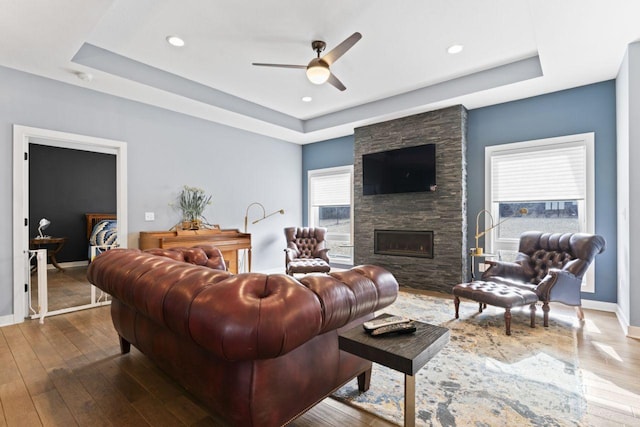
[362,143,436,195]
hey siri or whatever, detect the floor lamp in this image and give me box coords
[243,202,285,272]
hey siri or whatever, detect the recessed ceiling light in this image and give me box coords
[447,44,464,55]
[166,35,185,47]
[302,96,312,102]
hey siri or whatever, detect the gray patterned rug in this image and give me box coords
[333,291,585,426]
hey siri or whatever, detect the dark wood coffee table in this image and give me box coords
[338,314,450,427]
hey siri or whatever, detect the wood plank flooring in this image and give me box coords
[1,289,639,426]
[30,266,98,314]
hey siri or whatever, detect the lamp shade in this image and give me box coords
[37,218,51,238]
[306,59,330,84]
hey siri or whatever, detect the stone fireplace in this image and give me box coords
[354,105,468,293]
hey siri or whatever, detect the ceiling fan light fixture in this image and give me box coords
[306,59,330,84]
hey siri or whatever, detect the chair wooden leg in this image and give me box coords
[542,302,550,327]
[530,303,536,328]
[576,306,585,321]
[504,308,512,335]
[454,296,460,319]
[478,302,483,313]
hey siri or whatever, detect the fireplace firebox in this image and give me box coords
[374,230,434,259]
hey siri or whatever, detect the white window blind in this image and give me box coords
[491,145,586,202]
[310,172,351,206]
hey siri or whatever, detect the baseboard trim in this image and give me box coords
[627,325,640,339]
[581,299,617,312]
[0,314,16,327]
[48,260,89,270]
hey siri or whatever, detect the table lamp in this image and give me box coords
[37,218,51,239]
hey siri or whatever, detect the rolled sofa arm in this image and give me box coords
[88,248,398,362]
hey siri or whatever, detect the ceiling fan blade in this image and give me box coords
[322,32,362,65]
[327,73,346,91]
[251,63,306,69]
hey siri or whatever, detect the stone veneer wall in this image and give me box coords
[354,105,468,293]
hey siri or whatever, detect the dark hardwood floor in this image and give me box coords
[2,287,639,426]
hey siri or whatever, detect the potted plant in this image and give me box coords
[176,186,212,230]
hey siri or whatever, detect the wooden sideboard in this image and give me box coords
[139,229,251,274]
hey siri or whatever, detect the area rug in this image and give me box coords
[333,291,586,426]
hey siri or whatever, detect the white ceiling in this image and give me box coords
[2,0,639,144]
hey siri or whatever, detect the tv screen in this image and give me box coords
[362,144,436,195]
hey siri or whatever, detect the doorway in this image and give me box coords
[12,125,128,324]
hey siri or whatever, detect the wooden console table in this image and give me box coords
[139,229,251,274]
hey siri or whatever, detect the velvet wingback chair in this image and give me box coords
[481,231,606,325]
[284,227,331,275]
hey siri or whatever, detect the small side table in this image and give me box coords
[29,237,67,272]
[469,250,497,280]
[338,314,450,427]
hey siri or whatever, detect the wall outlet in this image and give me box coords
[144,212,155,221]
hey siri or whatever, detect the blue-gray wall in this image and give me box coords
[468,80,617,303]
[1,65,301,318]
[301,135,354,225]
[303,81,618,303]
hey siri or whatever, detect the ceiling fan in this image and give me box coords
[252,32,362,91]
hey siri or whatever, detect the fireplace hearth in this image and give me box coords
[374,230,434,259]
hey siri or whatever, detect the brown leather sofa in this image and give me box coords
[87,245,399,427]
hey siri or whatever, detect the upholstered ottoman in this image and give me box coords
[453,281,539,335]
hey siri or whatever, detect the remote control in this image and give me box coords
[369,322,417,337]
[363,315,411,331]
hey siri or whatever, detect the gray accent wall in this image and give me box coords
[29,144,116,263]
[354,106,468,292]
[0,65,301,318]
[468,80,617,304]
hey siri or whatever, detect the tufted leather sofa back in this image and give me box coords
[145,245,226,270]
[88,246,398,361]
[285,227,328,260]
[515,231,606,283]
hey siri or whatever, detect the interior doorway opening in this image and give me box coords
[12,125,128,324]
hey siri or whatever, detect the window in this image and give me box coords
[308,166,354,265]
[485,133,595,291]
